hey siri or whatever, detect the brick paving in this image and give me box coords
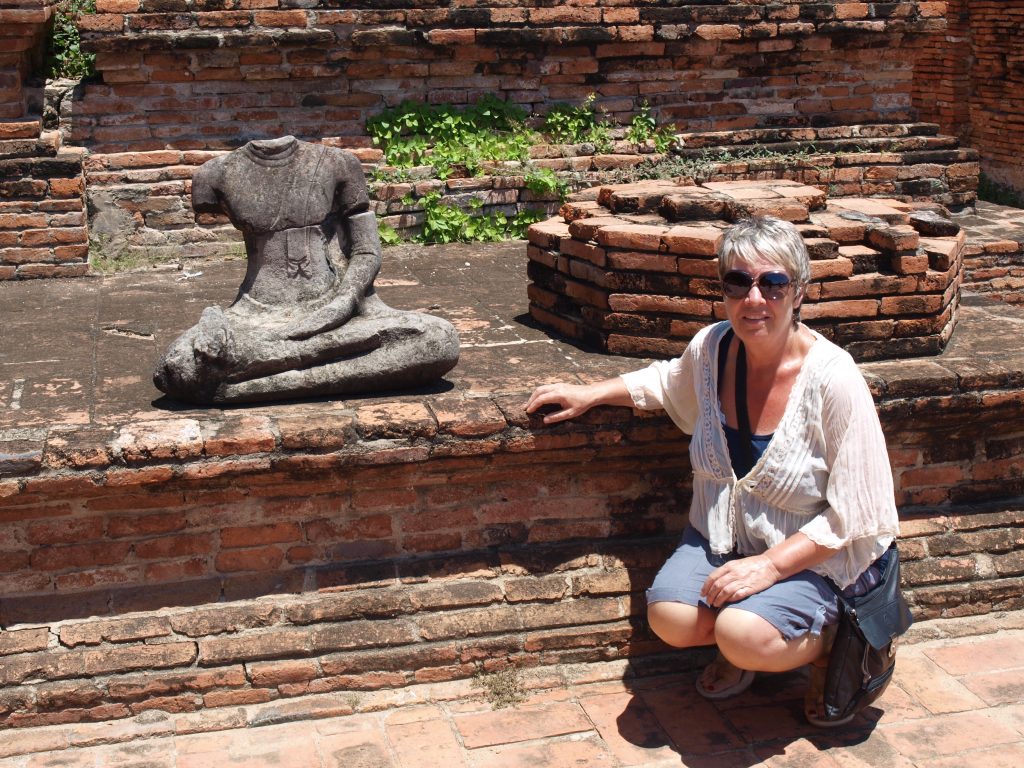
[1,612,1022,767]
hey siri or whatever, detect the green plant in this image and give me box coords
[46,0,96,79]
[541,93,614,151]
[472,668,526,709]
[411,192,546,245]
[524,167,568,199]
[625,102,678,153]
[367,95,537,179]
[377,221,402,246]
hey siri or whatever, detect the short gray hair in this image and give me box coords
[717,216,811,288]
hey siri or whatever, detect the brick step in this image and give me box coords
[679,122,944,149]
[0,119,41,141]
[676,134,961,158]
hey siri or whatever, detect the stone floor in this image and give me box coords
[1,611,1023,767]
[953,200,1024,245]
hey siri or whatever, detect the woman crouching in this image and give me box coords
[525,216,899,726]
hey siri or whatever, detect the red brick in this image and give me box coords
[203,688,273,707]
[202,415,276,456]
[801,298,879,320]
[62,642,197,678]
[880,294,944,315]
[900,464,965,488]
[429,396,507,438]
[60,616,173,647]
[220,522,301,548]
[354,402,436,439]
[247,659,319,686]
[215,546,285,572]
[0,627,49,656]
[606,251,677,273]
[892,253,932,274]
[30,540,132,571]
[595,224,667,252]
[607,294,712,316]
[26,517,104,546]
[108,512,186,538]
[351,488,417,511]
[135,533,213,560]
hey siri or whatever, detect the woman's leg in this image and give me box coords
[713,606,828,673]
[647,602,756,697]
[646,601,716,648]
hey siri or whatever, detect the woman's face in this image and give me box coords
[721,251,801,348]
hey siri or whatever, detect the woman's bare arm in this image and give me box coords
[525,378,634,424]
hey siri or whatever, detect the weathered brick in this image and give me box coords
[0,627,49,656]
[170,603,279,637]
[247,659,319,686]
[60,616,173,647]
[199,628,314,665]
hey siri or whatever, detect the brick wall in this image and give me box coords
[78,124,980,268]
[913,0,1024,190]
[73,1,946,153]
[0,503,1019,728]
[0,0,55,126]
[1,360,1023,727]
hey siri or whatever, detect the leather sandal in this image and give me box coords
[695,655,755,700]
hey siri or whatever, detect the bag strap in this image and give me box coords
[824,541,900,606]
[734,339,754,475]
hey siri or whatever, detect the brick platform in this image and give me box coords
[527,179,964,360]
[1,230,1023,729]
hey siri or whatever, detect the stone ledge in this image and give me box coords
[0,343,1020,487]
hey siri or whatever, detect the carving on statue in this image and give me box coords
[153,136,459,404]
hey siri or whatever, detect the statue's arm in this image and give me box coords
[285,152,379,341]
[285,212,381,340]
[190,161,225,215]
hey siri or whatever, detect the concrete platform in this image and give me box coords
[1,611,1022,767]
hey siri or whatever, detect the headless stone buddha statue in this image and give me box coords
[153,136,459,404]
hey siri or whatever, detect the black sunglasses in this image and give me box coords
[721,270,792,301]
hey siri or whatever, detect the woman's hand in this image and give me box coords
[525,378,634,424]
[525,383,602,424]
[701,554,782,608]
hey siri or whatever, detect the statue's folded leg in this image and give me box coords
[214,313,459,404]
[156,309,387,402]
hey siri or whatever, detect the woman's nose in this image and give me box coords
[743,284,767,303]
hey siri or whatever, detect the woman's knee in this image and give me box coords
[713,608,786,664]
[647,602,714,648]
[714,608,823,672]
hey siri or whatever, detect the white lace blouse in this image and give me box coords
[621,321,898,588]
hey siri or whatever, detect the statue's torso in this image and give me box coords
[192,138,369,306]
